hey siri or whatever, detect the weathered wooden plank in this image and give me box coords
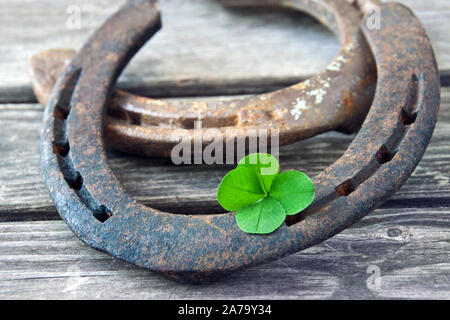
[0,0,449,102]
[0,206,448,299]
[1,88,449,219]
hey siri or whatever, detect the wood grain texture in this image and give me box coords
[0,207,448,299]
[1,89,450,219]
[0,0,449,102]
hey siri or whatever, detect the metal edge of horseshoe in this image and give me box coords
[40,0,440,283]
[32,0,376,158]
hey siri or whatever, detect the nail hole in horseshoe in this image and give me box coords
[399,73,420,126]
[127,112,142,126]
[54,108,70,120]
[52,141,70,157]
[180,119,199,130]
[68,171,84,191]
[335,179,355,197]
[375,145,396,164]
[399,108,417,126]
[93,205,113,222]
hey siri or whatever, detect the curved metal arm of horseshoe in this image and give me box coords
[39,0,440,283]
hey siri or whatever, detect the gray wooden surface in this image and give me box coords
[1,0,450,102]
[0,0,449,299]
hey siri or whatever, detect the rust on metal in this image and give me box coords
[40,0,439,283]
[31,0,376,158]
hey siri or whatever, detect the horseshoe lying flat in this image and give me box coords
[41,0,439,283]
[32,0,376,158]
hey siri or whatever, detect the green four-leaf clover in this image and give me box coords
[217,153,315,234]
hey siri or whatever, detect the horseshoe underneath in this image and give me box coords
[41,0,440,283]
[32,0,376,158]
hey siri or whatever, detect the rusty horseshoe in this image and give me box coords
[40,0,439,283]
[32,0,376,158]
